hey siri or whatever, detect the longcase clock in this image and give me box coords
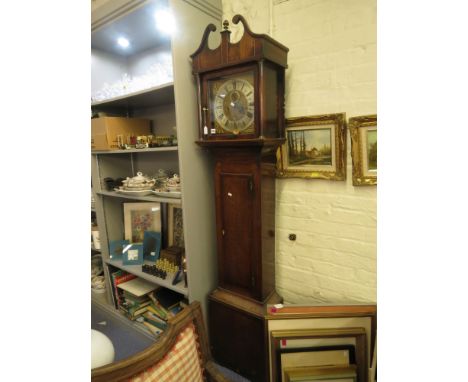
[191,15,289,382]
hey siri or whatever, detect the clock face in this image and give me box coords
[209,72,255,135]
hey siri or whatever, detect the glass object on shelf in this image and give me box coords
[154,169,169,188]
[91,61,174,103]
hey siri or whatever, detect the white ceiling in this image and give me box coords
[91,1,171,56]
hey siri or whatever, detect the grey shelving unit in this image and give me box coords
[91,0,222,327]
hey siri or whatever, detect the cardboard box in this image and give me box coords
[91,117,152,150]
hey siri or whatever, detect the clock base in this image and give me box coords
[208,288,282,382]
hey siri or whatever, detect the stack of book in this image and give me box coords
[141,288,186,336]
[115,277,187,337]
[110,270,137,309]
[117,278,157,321]
[120,291,152,320]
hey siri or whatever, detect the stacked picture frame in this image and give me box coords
[266,304,377,382]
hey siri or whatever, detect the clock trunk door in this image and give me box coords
[216,170,258,299]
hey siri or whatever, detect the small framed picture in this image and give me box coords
[277,113,347,180]
[143,231,162,261]
[109,239,130,260]
[349,115,377,186]
[168,204,184,247]
[123,202,162,243]
[122,243,144,265]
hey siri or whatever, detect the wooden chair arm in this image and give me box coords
[205,360,236,382]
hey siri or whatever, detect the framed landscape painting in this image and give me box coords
[349,115,377,186]
[277,113,347,180]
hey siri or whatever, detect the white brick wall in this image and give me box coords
[222,0,376,303]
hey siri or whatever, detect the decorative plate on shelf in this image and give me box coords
[152,190,182,199]
[114,188,154,196]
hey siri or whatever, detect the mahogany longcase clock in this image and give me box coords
[191,15,288,382]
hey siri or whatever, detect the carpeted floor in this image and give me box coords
[91,303,250,381]
[92,303,154,361]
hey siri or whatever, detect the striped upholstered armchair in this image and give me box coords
[91,301,231,382]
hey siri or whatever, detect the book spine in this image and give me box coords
[114,273,137,308]
[144,316,167,330]
[115,273,137,285]
[127,305,149,319]
[143,321,164,337]
[110,270,123,309]
[147,304,168,321]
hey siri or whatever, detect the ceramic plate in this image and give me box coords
[114,188,154,196]
[152,190,182,198]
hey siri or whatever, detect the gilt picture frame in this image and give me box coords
[349,115,377,186]
[277,113,347,180]
[123,202,162,243]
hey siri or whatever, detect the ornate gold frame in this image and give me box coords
[277,113,347,180]
[349,115,377,186]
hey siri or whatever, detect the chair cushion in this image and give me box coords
[128,323,204,382]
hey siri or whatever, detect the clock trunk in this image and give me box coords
[213,146,276,302]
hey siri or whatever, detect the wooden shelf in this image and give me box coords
[106,258,188,296]
[97,190,181,205]
[92,146,178,155]
[91,82,174,110]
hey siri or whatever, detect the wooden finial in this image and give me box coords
[223,20,229,30]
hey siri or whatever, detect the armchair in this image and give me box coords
[91,301,232,382]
